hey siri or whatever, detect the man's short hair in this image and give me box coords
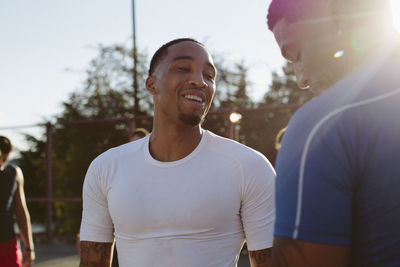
[0,136,12,155]
[267,0,390,31]
[148,38,205,76]
[267,0,308,31]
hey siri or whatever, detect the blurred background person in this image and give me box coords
[0,136,35,267]
[129,128,149,142]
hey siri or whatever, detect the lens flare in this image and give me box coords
[391,0,400,32]
[229,112,242,124]
[333,50,344,58]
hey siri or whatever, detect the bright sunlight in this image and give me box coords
[391,0,400,32]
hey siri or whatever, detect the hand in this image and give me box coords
[22,249,35,267]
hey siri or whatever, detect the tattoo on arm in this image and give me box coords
[79,241,113,267]
[249,248,272,267]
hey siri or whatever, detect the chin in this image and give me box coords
[178,113,204,127]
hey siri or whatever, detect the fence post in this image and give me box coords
[45,122,53,242]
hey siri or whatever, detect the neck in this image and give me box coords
[149,117,203,162]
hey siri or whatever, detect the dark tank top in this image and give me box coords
[0,165,17,242]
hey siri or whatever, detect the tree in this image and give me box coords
[242,62,313,163]
[17,45,310,238]
[17,45,256,236]
[203,59,255,138]
[18,44,152,236]
[263,62,313,105]
[76,44,152,116]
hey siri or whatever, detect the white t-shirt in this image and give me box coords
[80,130,275,267]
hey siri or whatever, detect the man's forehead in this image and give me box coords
[166,41,214,64]
[272,0,332,36]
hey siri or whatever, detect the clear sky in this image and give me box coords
[1,0,399,153]
[0,0,286,151]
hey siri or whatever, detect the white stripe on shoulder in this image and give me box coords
[293,87,400,239]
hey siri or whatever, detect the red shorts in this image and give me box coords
[0,236,22,267]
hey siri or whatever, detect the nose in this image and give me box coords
[189,72,207,88]
[294,63,309,89]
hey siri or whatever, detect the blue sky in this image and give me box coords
[1,0,398,153]
[0,0,286,151]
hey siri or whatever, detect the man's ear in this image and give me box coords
[145,76,158,95]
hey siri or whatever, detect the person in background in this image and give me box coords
[79,38,275,267]
[274,127,286,151]
[267,0,400,265]
[0,136,35,267]
[129,128,149,142]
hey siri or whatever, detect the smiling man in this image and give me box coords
[267,0,400,266]
[79,38,275,267]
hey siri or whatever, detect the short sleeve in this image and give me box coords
[241,155,276,251]
[275,121,354,245]
[80,158,114,242]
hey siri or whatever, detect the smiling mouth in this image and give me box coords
[183,94,204,103]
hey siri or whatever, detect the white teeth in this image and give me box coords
[184,95,203,103]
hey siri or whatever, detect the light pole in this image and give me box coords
[229,112,242,141]
[132,0,139,116]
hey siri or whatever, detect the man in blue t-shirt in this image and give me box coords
[267,0,400,266]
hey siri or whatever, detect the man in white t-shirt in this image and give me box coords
[79,38,275,267]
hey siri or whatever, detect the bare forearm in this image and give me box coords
[272,236,350,267]
[79,241,113,267]
[249,248,272,267]
[14,167,34,250]
[16,209,34,250]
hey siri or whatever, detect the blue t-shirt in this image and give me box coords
[275,46,400,266]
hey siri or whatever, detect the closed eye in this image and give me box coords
[177,67,190,72]
[204,73,215,81]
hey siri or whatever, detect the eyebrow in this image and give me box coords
[172,55,216,73]
[172,55,194,62]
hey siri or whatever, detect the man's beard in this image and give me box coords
[177,102,211,127]
[178,112,205,127]
[177,104,209,127]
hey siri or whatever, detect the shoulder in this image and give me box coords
[204,130,269,161]
[84,138,146,187]
[4,164,23,182]
[91,137,146,169]
[204,130,275,175]
[278,59,400,178]
[287,60,400,146]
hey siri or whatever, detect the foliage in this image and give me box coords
[263,63,313,105]
[244,62,313,163]
[205,62,313,163]
[18,45,152,235]
[17,45,312,237]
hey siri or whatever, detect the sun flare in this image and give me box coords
[391,0,400,33]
